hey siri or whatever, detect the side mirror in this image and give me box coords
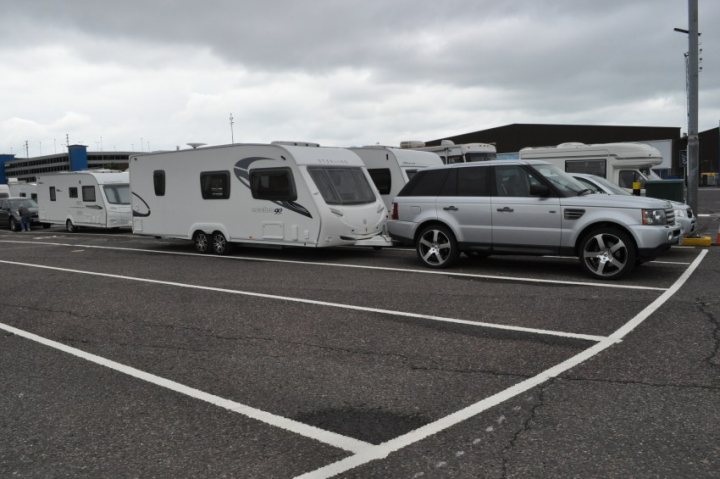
[529,184,550,197]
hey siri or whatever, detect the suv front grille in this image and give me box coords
[665,208,675,225]
[564,208,585,220]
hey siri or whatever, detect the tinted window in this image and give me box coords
[250,168,296,201]
[457,166,491,196]
[200,171,230,199]
[307,167,376,205]
[565,159,607,178]
[69,187,78,198]
[494,165,537,197]
[153,170,166,196]
[104,185,130,204]
[50,186,56,201]
[367,168,391,195]
[82,186,96,202]
[398,169,449,197]
[405,169,418,180]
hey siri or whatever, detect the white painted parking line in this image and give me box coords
[0,259,608,342]
[543,255,691,266]
[0,240,669,292]
[0,321,370,454]
[294,249,708,479]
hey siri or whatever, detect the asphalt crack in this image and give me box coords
[698,299,720,370]
[563,375,720,391]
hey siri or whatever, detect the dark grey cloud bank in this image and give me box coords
[1,0,718,151]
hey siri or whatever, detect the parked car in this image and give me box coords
[0,197,42,231]
[570,173,696,237]
[388,160,681,280]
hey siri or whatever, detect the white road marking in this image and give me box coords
[294,250,708,479]
[0,259,607,342]
[0,240,668,292]
[0,321,370,454]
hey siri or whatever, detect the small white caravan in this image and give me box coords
[128,142,391,254]
[350,146,444,210]
[519,142,663,192]
[8,179,38,201]
[400,140,497,164]
[0,184,8,199]
[37,170,132,232]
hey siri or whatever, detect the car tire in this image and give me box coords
[416,224,459,268]
[211,232,231,255]
[193,231,210,254]
[9,217,19,232]
[579,227,636,280]
[66,219,77,233]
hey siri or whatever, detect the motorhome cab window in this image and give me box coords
[104,185,131,205]
[153,170,166,196]
[619,170,644,189]
[200,171,230,199]
[446,155,464,164]
[69,187,78,198]
[564,159,607,178]
[307,166,376,205]
[250,168,296,201]
[82,186,96,202]
[465,152,495,162]
[367,168,392,195]
[49,187,56,201]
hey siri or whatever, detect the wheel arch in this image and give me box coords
[574,221,638,256]
[413,219,459,244]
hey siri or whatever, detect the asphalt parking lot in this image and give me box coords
[1,224,718,478]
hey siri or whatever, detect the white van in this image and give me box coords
[37,170,132,232]
[350,146,444,210]
[400,140,497,164]
[519,142,663,192]
[128,142,391,254]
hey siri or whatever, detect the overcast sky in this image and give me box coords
[1,0,718,156]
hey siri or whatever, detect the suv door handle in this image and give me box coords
[443,206,458,211]
[496,207,514,212]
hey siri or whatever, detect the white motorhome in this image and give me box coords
[519,142,663,192]
[37,170,132,232]
[400,140,497,164]
[350,146,444,210]
[128,142,390,254]
[8,179,38,201]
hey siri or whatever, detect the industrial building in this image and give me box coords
[0,145,135,183]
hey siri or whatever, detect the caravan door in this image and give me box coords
[78,184,107,226]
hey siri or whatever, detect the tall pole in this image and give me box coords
[229,113,235,144]
[686,0,699,213]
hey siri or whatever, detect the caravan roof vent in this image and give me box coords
[557,142,586,148]
[400,140,425,149]
[272,141,320,147]
[440,139,456,146]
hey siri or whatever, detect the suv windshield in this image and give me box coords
[307,167,376,205]
[103,184,131,204]
[531,164,589,196]
[9,199,38,209]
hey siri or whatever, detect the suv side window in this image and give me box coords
[439,167,492,196]
[398,169,449,196]
[494,165,543,197]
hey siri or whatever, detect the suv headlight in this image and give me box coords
[642,208,667,225]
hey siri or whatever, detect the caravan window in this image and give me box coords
[200,171,230,199]
[153,170,165,196]
[307,167,376,205]
[49,187,56,201]
[250,168,297,201]
[367,168,391,195]
[69,187,78,198]
[104,185,130,204]
[82,186,97,202]
[564,159,607,178]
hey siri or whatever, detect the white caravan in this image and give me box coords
[0,184,8,199]
[8,179,38,201]
[37,170,132,232]
[519,142,663,192]
[128,142,390,254]
[400,139,497,164]
[350,146,444,210]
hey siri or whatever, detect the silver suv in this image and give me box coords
[388,160,681,279]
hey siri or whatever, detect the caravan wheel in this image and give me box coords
[212,232,231,255]
[66,219,77,233]
[193,231,209,254]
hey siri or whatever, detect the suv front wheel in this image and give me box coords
[416,224,459,268]
[579,227,636,280]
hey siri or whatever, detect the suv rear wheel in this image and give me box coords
[579,227,636,280]
[416,224,459,268]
